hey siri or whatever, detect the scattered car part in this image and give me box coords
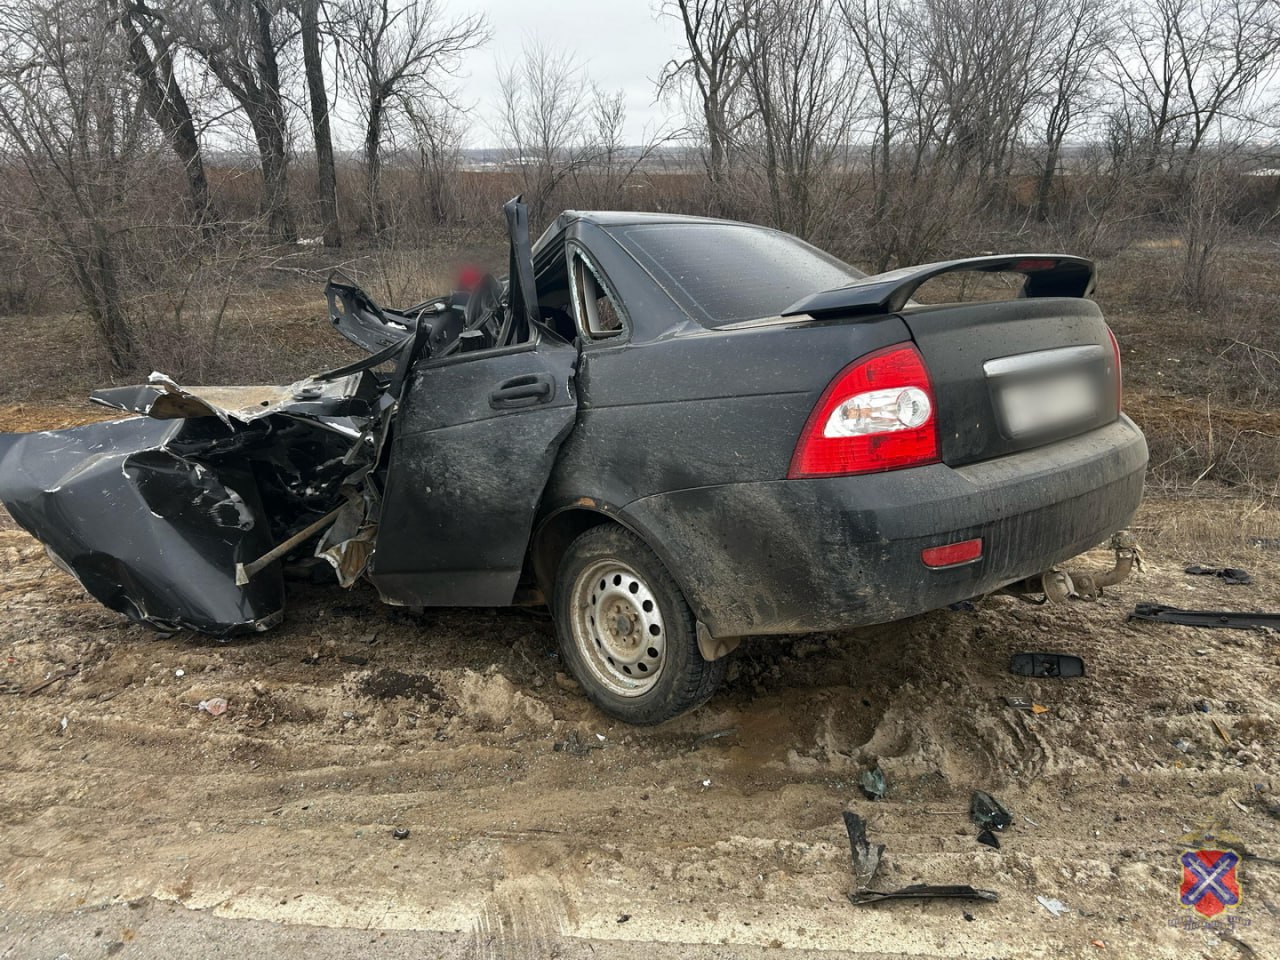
[843,811,999,906]
[850,885,1001,906]
[392,827,410,840]
[1009,652,1086,678]
[1128,604,1280,630]
[1036,895,1071,917]
[977,829,1001,849]
[1184,565,1253,585]
[859,765,887,801]
[971,791,1013,831]
[841,811,884,891]
[1004,696,1049,714]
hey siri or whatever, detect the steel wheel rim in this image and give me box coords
[569,559,666,697]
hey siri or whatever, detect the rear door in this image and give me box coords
[370,330,578,606]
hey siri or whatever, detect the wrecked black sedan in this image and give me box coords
[0,199,1147,723]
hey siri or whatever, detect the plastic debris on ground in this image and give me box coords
[971,791,1013,831]
[1036,895,1071,917]
[842,810,998,906]
[1009,652,1085,678]
[1005,696,1049,714]
[1184,564,1253,585]
[977,829,1000,849]
[859,765,887,801]
[198,697,228,717]
[1128,604,1280,630]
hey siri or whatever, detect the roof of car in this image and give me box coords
[557,210,763,230]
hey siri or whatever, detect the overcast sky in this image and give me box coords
[453,0,686,146]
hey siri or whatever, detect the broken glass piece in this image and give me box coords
[971,791,1012,831]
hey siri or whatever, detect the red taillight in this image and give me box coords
[788,343,940,478]
[921,538,983,568]
[1106,325,1123,411]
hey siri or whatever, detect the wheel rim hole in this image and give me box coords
[607,656,615,666]
[647,646,659,658]
[637,663,647,672]
[642,599,653,612]
[648,624,661,637]
[599,579,606,591]
[628,581,639,594]
[612,574,622,586]
[622,665,632,675]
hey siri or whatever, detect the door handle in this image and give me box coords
[489,373,554,409]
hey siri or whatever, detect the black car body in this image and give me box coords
[0,199,1147,722]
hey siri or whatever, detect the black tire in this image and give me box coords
[552,524,726,724]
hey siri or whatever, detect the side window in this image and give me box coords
[570,249,626,339]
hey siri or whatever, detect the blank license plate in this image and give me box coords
[1000,372,1097,436]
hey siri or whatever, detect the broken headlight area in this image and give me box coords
[0,369,393,637]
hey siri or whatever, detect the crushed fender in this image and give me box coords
[0,368,396,637]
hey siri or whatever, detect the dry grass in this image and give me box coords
[1129,495,1280,562]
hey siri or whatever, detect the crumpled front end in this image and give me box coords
[0,370,392,637]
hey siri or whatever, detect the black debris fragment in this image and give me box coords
[971,791,1012,831]
[1185,565,1253,585]
[859,765,887,801]
[392,828,410,840]
[977,829,1001,849]
[841,811,884,891]
[1009,652,1086,678]
[842,811,999,907]
[849,885,1000,906]
[1129,604,1280,630]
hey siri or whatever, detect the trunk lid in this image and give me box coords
[901,297,1119,466]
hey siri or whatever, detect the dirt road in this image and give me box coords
[2,498,1278,959]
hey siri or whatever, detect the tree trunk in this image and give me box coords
[1035,139,1061,219]
[253,1,296,243]
[365,94,384,235]
[120,3,214,229]
[300,0,341,247]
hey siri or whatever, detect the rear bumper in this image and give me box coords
[621,416,1148,636]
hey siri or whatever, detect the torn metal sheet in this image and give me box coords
[0,369,392,637]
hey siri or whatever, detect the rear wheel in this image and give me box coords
[553,524,725,724]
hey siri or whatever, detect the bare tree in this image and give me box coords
[1109,0,1280,171]
[0,0,147,371]
[295,0,341,246]
[738,0,855,241]
[342,0,487,235]
[1030,0,1116,214]
[495,39,592,225]
[162,0,297,242]
[117,0,215,227]
[406,100,463,224]
[657,0,754,213]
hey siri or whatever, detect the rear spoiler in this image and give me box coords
[782,255,1095,319]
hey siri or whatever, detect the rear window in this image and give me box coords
[608,222,863,325]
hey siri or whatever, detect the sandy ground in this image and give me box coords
[1,488,1279,959]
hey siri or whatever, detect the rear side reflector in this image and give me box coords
[788,343,940,478]
[921,538,983,568]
